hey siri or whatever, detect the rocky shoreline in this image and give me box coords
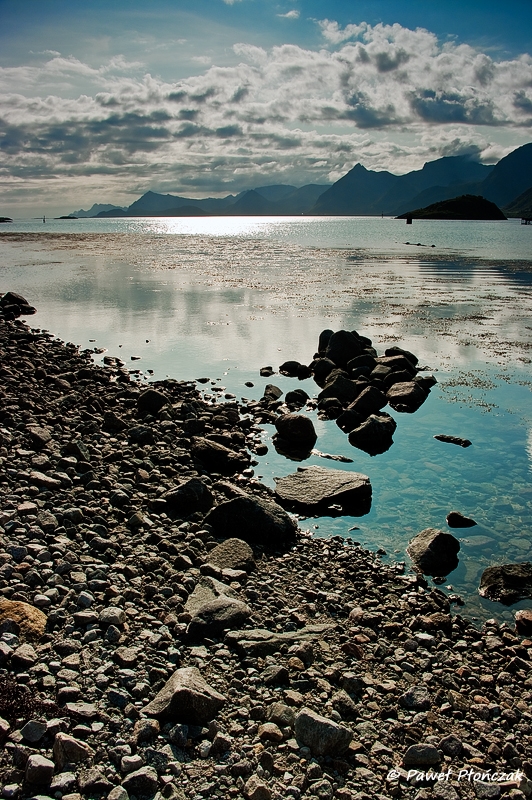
[1,297,532,800]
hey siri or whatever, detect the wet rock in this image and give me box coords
[318,329,334,354]
[143,667,225,724]
[311,358,336,387]
[285,388,310,409]
[407,528,460,577]
[274,414,317,446]
[274,465,371,515]
[164,478,214,514]
[203,494,297,546]
[347,413,396,455]
[479,563,532,604]
[434,434,472,447]
[386,381,427,412]
[347,386,387,418]
[294,707,352,756]
[446,511,477,528]
[325,330,363,368]
[515,609,532,636]
[0,601,47,640]
[384,345,418,366]
[279,360,303,377]
[317,375,360,405]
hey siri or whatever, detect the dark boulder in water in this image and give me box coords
[446,511,476,528]
[479,563,532,605]
[386,381,427,412]
[274,413,317,446]
[407,528,460,577]
[348,413,396,455]
[325,330,364,368]
[275,465,371,516]
[434,434,472,448]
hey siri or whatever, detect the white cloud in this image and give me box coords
[0,20,531,211]
[278,10,300,19]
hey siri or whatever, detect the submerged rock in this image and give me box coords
[446,511,477,528]
[479,563,532,604]
[407,528,460,577]
[274,465,371,515]
[434,434,472,447]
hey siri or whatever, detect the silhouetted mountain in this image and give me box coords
[311,156,494,215]
[73,203,125,217]
[254,185,297,202]
[81,142,531,219]
[226,190,279,215]
[477,143,532,207]
[275,184,330,214]
[397,194,506,220]
[504,186,532,218]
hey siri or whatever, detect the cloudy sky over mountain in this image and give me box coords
[1,0,531,215]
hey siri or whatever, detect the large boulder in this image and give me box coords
[348,413,396,455]
[479,563,532,605]
[190,437,250,475]
[317,329,334,354]
[274,414,317,446]
[325,330,363,368]
[274,465,371,515]
[185,576,252,639]
[347,386,387,418]
[407,528,460,577]
[143,667,225,724]
[137,388,168,415]
[0,601,47,641]
[206,538,255,572]
[203,495,297,546]
[294,707,352,756]
[164,477,214,514]
[311,358,336,387]
[317,375,361,405]
[386,381,427,412]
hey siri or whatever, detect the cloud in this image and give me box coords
[277,10,300,19]
[0,21,531,211]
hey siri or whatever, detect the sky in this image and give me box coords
[1,0,531,216]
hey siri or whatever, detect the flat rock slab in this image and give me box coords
[185,576,239,616]
[274,465,371,514]
[143,666,225,724]
[225,623,335,658]
[479,563,532,605]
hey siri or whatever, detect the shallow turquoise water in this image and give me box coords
[1,220,531,623]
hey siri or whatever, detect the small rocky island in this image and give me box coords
[1,294,532,800]
[396,194,507,221]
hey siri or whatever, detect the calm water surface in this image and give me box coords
[1,217,531,623]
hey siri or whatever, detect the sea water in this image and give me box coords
[1,216,531,623]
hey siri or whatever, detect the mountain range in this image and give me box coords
[72,142,532,218]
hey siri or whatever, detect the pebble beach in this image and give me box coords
[1,296,532,800]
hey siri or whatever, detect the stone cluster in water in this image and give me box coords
[1,295,532,800]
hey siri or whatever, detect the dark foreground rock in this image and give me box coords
[407,528,460,576]
[446,510,477,528]
[203,494,297,546]
[274,465,371,515]
[479,562,532,604]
